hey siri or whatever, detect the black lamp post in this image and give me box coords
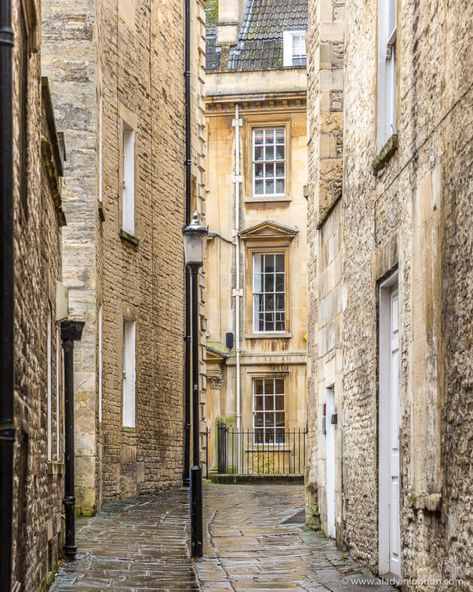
[182,211,208,558]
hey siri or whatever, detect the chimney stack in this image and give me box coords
[217,0,247,46]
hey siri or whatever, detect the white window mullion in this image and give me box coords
[377,0,397,150]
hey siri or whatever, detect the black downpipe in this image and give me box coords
[61,320,84,560]
[0,0,15,588]
[183,0,191,487]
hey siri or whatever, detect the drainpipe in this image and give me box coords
[233,105,242,439]
[61,320,84,559]
[0,0,15,589]
[182,0,192,487]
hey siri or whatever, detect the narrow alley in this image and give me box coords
[51,485,396,592]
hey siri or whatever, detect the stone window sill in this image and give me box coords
[246,332,292,340]
[245,196,292,205]
[47,462,64,476]
[372,133,398,174]
[120,229,139,247]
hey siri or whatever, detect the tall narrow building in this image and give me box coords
[204,0,309,478]
[42,0,207,513]
[306,0,473,587]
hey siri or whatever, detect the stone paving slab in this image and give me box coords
[195,483,397,592]
[50,483,396,592]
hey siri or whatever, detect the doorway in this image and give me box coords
[378,273,401,577]
[325,386,336,539]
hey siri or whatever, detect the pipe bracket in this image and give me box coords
[0,27,14,47]
[0,426,16,442]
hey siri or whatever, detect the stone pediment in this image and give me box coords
[239,220,299,241]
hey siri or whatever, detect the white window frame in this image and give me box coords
[121,121,135,235]
[377,0,397,150]
[252,252,286,333]
[253,377,286,444]
[47,305,53,462]
[98,94,103,202]
[283,30,307,67]
[56,325,62,460]
[252,127,286,197]
[122,319,136,428]
[98,304,103,423]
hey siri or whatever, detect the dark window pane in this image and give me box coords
[276,145,285,160]
[276,179,285,194]
[254,379,264,395]
[266,179,274,194]
[276,320,285,331]
[255,396,264,411]
[255,163,264,178]
[276,274,285,291]
[255,414,264,427]
[276,162,285,177]
[264,255,275,272]
[265,396,274,410]
[265,414,274,427]
[276,412,285,427]
[255,180,264,194]
[265,162,275,177]
[276,294,285,310]
[265,146,274,160]
[276,128,285,143]
[255,429,264,443]
[276,429,285,444]
[265,129,275,144]
[264,274,274,292]
[254,146,264,161]
[266,430,275,444]
[264,379,274,394]
[276,254,285,271]
[275,379,284,394]
[276,395,284,410]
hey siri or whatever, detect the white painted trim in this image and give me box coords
[377,0,397,150]
[122,122,136,235]
[326,386,336,538]
[378,271,400,576]
[122,319,136,428]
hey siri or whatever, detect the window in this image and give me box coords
[252,128,285,197]
[56,326,62,460]
[121,122,135,235]
[377,0,397,150]
[98,305,103,423]
[253,252,286,332]
[122,320,136,428]
[283,31,307,67]
[47,306,52,462]
[253,378,285,444]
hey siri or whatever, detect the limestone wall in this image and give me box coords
[11,0,66,585]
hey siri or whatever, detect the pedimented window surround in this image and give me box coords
[240,220,298,339]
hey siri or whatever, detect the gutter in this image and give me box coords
[0,0,15,589]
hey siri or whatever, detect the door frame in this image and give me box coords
[378,271,400,576]
[325,385,336,539]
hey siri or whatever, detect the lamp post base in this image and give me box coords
[190,464,203,557]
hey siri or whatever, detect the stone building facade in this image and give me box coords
[10,0,67,584]
[306,0,473,589]
[204,0,308,476]
[42,0,207,514]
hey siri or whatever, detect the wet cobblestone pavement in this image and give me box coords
[50,484,396,591]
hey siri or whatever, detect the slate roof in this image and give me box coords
[206,0,308,72]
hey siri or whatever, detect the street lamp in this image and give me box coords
[182,211,208,558]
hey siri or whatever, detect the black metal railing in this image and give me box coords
[217,424,307,476]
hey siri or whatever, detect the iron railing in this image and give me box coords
[217,424,307,476]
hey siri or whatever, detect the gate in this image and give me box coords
[216,424,307,476]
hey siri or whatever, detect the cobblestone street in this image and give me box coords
[50,484,395,591]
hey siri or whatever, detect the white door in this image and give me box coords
[326,387,336,538]
[388,288,401,575]
[379,278,401,577]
